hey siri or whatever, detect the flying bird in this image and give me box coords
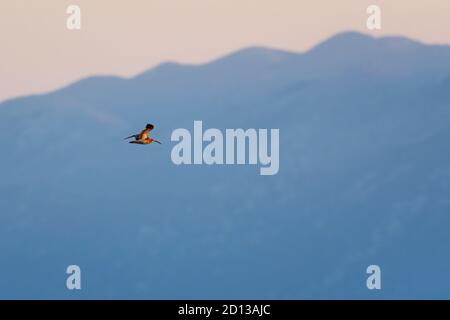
[124,123,162,145]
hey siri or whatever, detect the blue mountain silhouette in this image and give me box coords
[1,31,450,298]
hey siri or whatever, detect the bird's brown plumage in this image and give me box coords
[124,123,161,145]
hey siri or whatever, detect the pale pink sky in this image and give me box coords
[1,0,450,102]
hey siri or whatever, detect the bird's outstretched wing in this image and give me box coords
[124,134,138,140]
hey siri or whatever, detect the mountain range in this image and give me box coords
[1,31,450,298]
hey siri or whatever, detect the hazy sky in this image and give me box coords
[1,0,450,102]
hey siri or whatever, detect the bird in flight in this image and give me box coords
[124,123,162,145]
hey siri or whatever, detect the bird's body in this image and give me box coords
[124,123,161,145]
